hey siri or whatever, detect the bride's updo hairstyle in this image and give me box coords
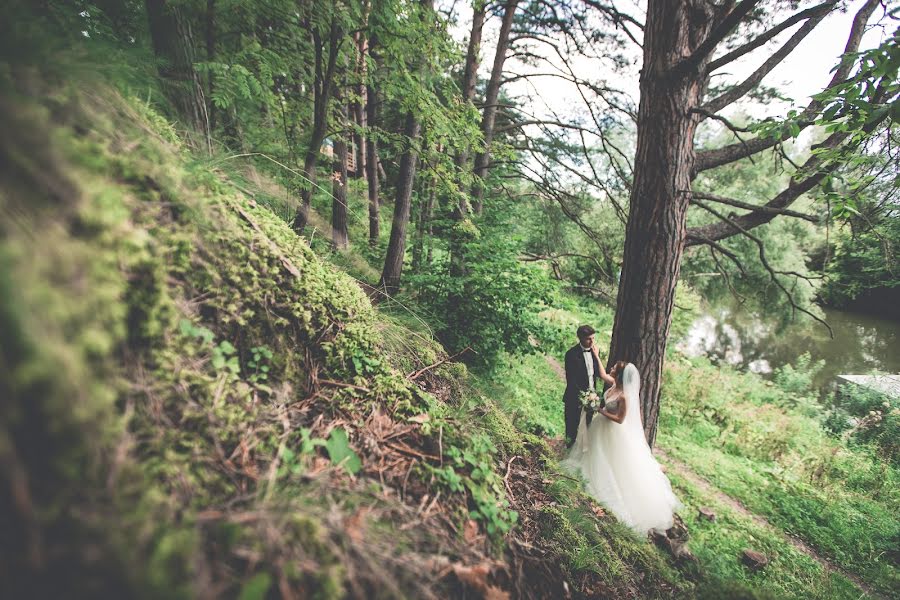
[610,360,627,386]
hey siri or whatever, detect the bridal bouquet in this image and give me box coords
[579,389,605,411]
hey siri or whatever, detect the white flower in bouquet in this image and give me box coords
[579,389,604,411]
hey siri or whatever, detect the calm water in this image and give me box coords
[678,301,900,395]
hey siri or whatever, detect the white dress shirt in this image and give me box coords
[582,347,595,390]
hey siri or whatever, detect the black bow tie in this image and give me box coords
[582,349,591,353]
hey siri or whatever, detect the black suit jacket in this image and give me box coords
[563,344,600,404]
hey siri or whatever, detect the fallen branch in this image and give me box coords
[408,347,473,380]
[387,441,440,462]
[504,456,521,502]
[319,379,371,393]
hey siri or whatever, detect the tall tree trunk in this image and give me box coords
[412,170,436,271]
[352,23,369,180]
[205,0,216,133]
[380,113,421,293]
[146,0,211,153]
[453,0,486,189]
[365,31,380,245]
[365,85,380,244]
[470,0,518,214]
[332,105,350,250]
[292,19,342,234]
[607,0,717,447]
[447,1,488,286]
[379,0,433,290]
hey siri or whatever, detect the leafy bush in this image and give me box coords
[832,384,900,464]
[409,221,556,369]
[428,432,518,538]
[772,352,825,417]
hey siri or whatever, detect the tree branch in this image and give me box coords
[701,9,829,115]
[691,199,833,337]
[688,235,747,277]
[521,251,613,279]
[689,190,820,223]
[694,0,881,173]
[675,0,760,76]
[690,81,891,241]
[706,2,835,72]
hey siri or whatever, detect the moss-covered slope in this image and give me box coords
[1,81,693,599]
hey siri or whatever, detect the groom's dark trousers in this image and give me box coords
[563,344,600,448]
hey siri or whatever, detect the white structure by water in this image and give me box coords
[836,375,900,399]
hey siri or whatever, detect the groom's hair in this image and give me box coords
[576,325,595,340]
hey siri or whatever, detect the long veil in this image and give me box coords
[565,361,680,536]
[622,363,644,438]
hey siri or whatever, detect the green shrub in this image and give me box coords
[409,226,556,369]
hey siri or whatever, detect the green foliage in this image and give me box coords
[179,318,241,374]
[409,218,557,368]
[431,433,518,538]
[819,211,900,309]
[481,352,567,438]
[533,472,687,598]
[686,125,823,319]
[664,465,865,600]
[659,354,900,595]
[772,352,825,417]
[0,79,430,597]
[324,428,362,475]
[247,345,273,383]
[238,573,272,600]
[829,384,900,465]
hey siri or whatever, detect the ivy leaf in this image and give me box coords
[325,428,361,474]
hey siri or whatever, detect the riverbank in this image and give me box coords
[480,302,899,598]
[679,298,900,394]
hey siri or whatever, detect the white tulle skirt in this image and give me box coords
[562,411,681,537]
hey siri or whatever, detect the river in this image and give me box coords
[678,300,900,396]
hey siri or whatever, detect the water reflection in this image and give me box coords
[677,301,900,394]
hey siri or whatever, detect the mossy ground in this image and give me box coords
[1,77,696,599]
[5,65,896,599]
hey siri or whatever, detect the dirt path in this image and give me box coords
[654,448,882,599]
[545,354,566,381]
[542,355,883,600]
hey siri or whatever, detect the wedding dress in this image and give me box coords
[562,363,681,536]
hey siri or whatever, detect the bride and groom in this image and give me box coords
[562,325,680,537]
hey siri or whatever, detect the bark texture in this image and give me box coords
[292,18,341,234]
[352,26,369,180]
[471,0,518,214]
[380,112,421,293]
[366,33,380,245]
[453,0,486,187]
[146,0,211,152]
[607,0,716,446]
[332,132,350,250]
[378,0,431,291]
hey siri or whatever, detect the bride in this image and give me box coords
[563,360,681,537]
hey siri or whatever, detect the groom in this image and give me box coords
[563,325,610,448]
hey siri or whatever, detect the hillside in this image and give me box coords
[1,80,692,599]
[4,70,899,600]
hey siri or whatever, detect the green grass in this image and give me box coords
[477,352,567,438]
[659,354,900,596]
[471,298,899,598]
[663,465,864,600]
